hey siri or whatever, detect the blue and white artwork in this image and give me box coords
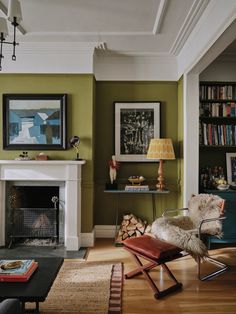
[231,157,236,182]
[9,100,61,145]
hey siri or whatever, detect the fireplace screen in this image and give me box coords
[7,185,60,247]
[12,208,58,238]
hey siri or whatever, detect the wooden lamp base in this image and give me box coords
[156,159,165,191]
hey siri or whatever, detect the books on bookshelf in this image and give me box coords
[125,185,149,192]
[200,123,236,146]
[200,102,236,117]
[200,84,236,100]
[0,259,38,282]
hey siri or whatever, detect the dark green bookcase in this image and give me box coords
[200,82,236,245]
[205,189,236,246]
[199,81,236,190]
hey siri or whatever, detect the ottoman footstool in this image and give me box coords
[123,235,183,299]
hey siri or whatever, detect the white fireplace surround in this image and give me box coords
[0,160,85,251]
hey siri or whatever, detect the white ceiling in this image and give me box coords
[0,0,210,56]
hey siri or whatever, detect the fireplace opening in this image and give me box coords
[6,185,63,248]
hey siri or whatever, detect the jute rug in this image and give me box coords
[26,261,123,314]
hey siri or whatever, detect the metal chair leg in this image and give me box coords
[197,256,229,281]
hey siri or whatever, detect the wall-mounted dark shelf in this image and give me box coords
[200,117,236,121]
[200,145,236,150]
[200,99,236,102]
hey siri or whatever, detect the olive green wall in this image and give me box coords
[177,77,184,208]
[0,74,94,233]
[95,81,180,226]
[0,76,181,232]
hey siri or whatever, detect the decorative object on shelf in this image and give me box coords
[0,0,23,71]
[3,93,67,150]
[69,135,82,160]
[146,138,175,191]
[114,101,160,162]
[217,184,230,191]
[128,176,145,186]
[105,155,119,190]
[35,152,49,160]
[14,151,31,160]
[199,165,226,191]
[126,176,149,191]
[226,152,236,185]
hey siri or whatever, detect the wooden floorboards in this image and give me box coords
[87,239,236,314]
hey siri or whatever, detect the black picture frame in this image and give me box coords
[3,94,67,150]
[114,101,161,162]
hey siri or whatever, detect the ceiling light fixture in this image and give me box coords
[0,0,22,71]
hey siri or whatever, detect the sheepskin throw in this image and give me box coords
[151,194,225,260]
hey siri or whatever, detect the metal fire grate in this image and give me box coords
[9,208,59,247]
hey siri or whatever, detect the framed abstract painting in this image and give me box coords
[3,94,67,150]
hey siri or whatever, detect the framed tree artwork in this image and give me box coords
[115,101,161,162]
[2,94,67,150]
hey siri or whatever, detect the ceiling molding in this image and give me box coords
[152,0,169,34]
[3,41,104,55]
[23,31,152,38]
[95,50,172,57]
[169,0,210,56]
[0,0,26,35]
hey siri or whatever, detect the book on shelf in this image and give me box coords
[125,185,149,191]
[0,261,38,282]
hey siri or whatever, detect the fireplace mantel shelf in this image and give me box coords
[0,160,86,165]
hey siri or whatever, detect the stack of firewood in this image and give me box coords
[116,213,152,243]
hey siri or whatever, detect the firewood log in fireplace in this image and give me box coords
[32,213,51,229]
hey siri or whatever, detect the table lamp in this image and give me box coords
[147,138,175,190]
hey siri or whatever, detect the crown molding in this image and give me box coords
[153,0,169,34]
[170,0,210,56]
[3,41,105,54]
[177,0,236,78]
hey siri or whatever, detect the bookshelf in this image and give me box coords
[199,82,236,245]
[199,82,236,191]
[199,82,236,148]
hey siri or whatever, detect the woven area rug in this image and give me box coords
[26,261,123,314]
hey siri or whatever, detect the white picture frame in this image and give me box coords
[115,102,160,162]
[226,152,236,185]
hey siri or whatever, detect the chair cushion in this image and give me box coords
[123,235,182,261]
